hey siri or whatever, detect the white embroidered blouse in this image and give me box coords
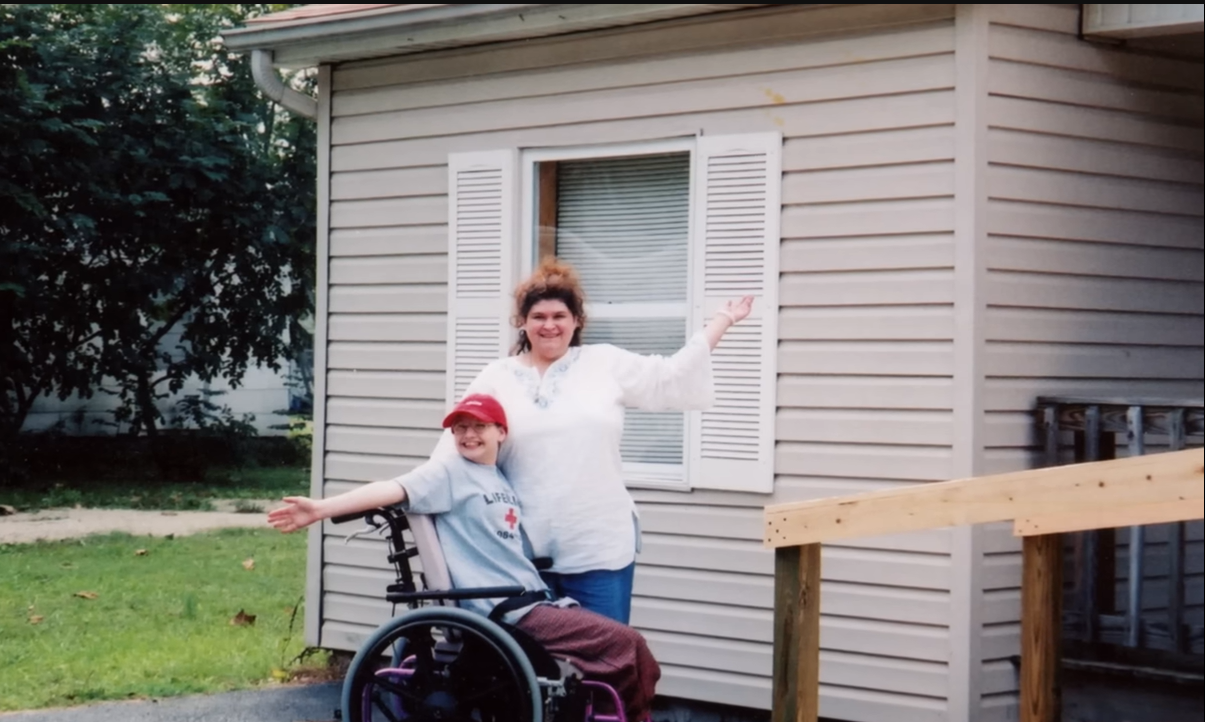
[412,332,715,575]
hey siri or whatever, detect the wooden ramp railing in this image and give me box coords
[763,448,1204,722]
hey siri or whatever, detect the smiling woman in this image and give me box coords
[410,257,753,624]
[512,261,588,366]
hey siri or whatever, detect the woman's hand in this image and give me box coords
[705,295,754,350]
[719,295,754,325]
[268,496,322,533]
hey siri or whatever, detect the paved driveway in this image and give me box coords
[0,683,340,722]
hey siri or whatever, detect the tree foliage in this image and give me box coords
[0,4,315,442]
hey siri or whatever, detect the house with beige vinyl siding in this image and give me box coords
[224,4,1203,721]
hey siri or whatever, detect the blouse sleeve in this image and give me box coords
[603,331,715,412]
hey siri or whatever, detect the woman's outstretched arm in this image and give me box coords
[609,295,755,412]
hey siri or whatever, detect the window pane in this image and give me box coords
[584,317,685,465]
[555,153,690,304]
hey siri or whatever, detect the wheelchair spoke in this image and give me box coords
[410,632,436,678]
[367,687,405,722]
[389,638,409,667]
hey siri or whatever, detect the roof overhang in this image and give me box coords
[223,4,775,68]
[1082,3,1204,38]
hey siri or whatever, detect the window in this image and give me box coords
[445,134,781,493]
[537,152,691,486]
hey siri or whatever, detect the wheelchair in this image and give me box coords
[333,506,630,722]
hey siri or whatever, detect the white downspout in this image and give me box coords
[250,49,317,119]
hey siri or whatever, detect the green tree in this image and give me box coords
[0,4,314,447]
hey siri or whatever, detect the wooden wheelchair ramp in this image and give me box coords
[763,448,1204,722]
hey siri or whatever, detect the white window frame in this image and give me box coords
[447,132,780,495]
[519,137,699,491]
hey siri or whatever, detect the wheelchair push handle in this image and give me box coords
[330,507,410,547]
[330,507,403,526]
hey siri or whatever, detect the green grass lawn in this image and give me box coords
[0,528,322,711]
[0,466,310,512]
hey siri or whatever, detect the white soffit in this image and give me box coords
[224,4,775,69]
[1082,3,1204,38]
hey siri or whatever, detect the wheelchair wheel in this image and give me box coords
[342,606,542,722]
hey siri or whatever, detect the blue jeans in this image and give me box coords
[540,562,636,624]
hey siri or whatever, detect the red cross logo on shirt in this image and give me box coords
[505,508,518,530]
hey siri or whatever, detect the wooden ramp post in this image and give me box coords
[773,544,821,722]
[1021,534,1062,722]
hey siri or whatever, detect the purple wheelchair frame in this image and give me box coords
[367,666,626,722]
[337,506,631,722]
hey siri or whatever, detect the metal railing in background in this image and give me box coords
[1038,396,1204,658]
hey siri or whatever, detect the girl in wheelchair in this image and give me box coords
[268,393,659,722]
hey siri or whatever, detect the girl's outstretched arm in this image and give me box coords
[267,480,407,533]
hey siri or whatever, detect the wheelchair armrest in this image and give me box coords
[386,585,527,605]
[531,557,553,571]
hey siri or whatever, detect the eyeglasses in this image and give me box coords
[451,422,493,436]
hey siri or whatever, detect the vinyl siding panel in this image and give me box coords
[332,91,959,174]
[332,55,957,145]
[978,5,1205,716]
[317,5,962,719]
[325,370,445,400]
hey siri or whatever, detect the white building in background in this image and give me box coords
[22,324,311,436]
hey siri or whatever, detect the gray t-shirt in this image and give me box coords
[393,454,550,621]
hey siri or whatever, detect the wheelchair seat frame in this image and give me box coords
[332,506,627,722]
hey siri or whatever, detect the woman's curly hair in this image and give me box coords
[511,257,587,354]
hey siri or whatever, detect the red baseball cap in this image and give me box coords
[442,393,508,431]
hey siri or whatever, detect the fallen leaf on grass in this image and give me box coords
[74,591,99,600]
[270,668,290,682]
[230,610,257,627]
[29,615,45,625]
[242,558,255,571]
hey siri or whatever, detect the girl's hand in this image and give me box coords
[267,496,321,533]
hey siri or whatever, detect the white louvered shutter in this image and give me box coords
[445,150,518,408]
[688,133,781,493]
